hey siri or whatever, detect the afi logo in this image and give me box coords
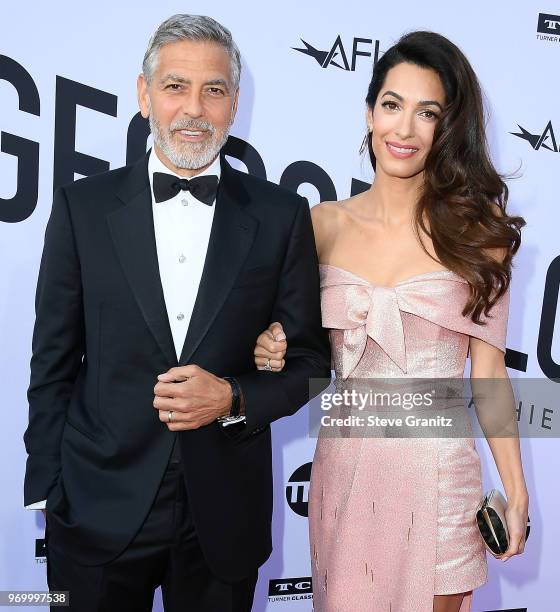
[537,13,560,33]
[268,577,313,597]
[293,36,380,71]
[511,121,558,152]
[286,462,312,516]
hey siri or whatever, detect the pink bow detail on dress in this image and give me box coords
[321,283,407,377]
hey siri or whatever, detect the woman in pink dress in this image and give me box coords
[254,31,528,611]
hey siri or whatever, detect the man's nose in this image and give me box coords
[181,90,204,118]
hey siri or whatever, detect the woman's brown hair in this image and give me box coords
[363,31,525,323]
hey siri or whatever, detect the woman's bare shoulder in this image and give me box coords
[311,200,341,221]
[310,202,338,258]
[311,194,368,251]
[311,196,363,257]
[311,195,362,226]
[311,201,343,246]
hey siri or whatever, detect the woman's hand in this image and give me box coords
[500,494,529,561]
[254,322,287,372]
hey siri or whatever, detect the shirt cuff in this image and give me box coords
[218,415,246,428]
[25,500,47,510]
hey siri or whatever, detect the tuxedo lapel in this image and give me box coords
[107,152,177,367]
[179,156,258,365]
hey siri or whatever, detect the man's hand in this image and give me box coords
[154,365,232,431]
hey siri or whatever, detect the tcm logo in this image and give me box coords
[286,462,311,517]
[35,538,46,558]
[537,13,560,33]
[536,13,560,42]
[35,538,47,564]
[511,121,558,152]
[293,35,380,71]
[268,577,313,599]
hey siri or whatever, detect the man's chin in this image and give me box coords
[174,154,218,171]
[158,146,218,171]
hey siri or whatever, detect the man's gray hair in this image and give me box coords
[143,14,241,88]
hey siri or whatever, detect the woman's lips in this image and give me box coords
[386,141,419,159]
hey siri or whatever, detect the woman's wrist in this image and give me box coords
[505,486,529,507]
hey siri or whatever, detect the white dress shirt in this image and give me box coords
[149,148,219,359]
[25,150,221,510]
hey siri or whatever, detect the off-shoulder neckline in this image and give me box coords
[319,263,463,289]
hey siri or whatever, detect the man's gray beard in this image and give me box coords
[149,114,230,170]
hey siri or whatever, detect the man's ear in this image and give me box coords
[137,73,150,119]
[230,88,240,125]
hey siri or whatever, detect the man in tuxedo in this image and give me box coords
[23,14,330,611]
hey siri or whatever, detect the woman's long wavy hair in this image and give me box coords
[363,31,525,323]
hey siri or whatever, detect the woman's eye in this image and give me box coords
[421,110,439,120]
[382,101,398,110]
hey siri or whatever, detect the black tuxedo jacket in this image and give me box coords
[23,151,331,581]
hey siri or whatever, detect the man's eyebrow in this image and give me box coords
[382,90,443,110]
[205,78,230,91]
[157,75,231,91]
[158,73,189,85]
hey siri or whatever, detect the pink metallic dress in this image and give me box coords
[309,264,509,612]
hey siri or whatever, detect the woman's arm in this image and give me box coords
[470,337,529,560]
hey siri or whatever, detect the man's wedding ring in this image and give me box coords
[167,410,174,423]
[264,358,273,371]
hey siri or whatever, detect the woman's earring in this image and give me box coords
[360,127,374,154]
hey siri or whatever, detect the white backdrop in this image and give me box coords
[1,1,558,610]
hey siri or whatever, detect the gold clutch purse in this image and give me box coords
[475,489,509,557]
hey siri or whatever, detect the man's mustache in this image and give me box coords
[169,119,215,133]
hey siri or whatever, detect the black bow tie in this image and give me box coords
[153,172,218,206]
